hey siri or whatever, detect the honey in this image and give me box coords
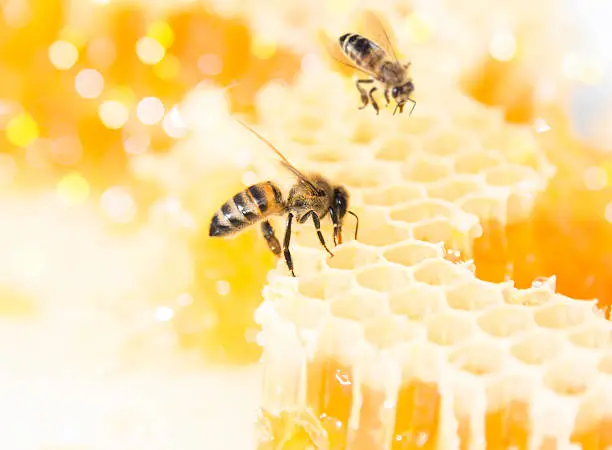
[484,401,531,450]
[391,381,440,450]
[311,360,354,449]
[346,387,387,450]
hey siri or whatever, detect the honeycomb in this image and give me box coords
[245,57,612,448]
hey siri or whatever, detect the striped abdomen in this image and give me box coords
[339,33,387,73]
[209,181,285,237]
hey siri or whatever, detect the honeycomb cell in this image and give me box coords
[273,296,329,331]
[361,183,425,207]
[325,242,381,271]
[510,330,565,365]
[297,270,355,300]
[364,314,424,349]
[452,110,504,133]
[567,322,612,349]
[423,130,473,156]
[598,352,612,375]
[397,114,437,135]
[543,358,597,396]
[402,154,453,183]
[456,194,506,224]
[390,199,454,224]
[413,257,470,286]
[375,135,421,161]
[389,283,447,320]
[426,176,483,203]
[276,247,325,278]
[506,288,556,306]
[411,217,459,248]
[570,391,612,448]
[329,290,388,322]
[357,221,411,247]
[304,143,352,163]
[355,264,412,293]
[454,150,503,175]
[445,279,507,311]
[533,302,589,329]
[426,311,475,346]
[484,164,539,188]
[449,342,505,375]
[383,241,442,267]
[335,162,399,188]
[477,306,534,338]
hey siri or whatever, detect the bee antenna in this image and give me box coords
[408,99,417,117]
[348,210,359,240]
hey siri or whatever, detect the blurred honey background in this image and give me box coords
[1,0,612,448]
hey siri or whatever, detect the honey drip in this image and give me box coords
[347,387,387,450]
[316,360,354,449]
[484,401,531,450]
[570,419,612,450]
[391,381,441,450]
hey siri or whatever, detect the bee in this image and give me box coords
[208,122,359,277]
[323,11,416,115]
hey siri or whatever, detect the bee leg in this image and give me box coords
[260,220,281,257]
[384,88,391,106]
[356,79,374,110]
[301,211,334,257]
[368,87,379,114]
[283,213,296,277]
[328,207,340,246]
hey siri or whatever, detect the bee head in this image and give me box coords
[331,186,358,245]
[391,80,415,103]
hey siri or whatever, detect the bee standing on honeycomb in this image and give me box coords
[208,122,359,277]
[322,11,416,115]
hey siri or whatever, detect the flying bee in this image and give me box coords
[322,11,416,115]
[208,121,359,277]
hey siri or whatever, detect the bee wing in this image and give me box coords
[357,10,400,63]
[317,29,377,78]
[236,120,324,196]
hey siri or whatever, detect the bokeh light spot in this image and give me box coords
[162,105,188,138]
[216,280,231,296]
[251,36,276,60]
[100,186,137,223]
[57,172,90,206]
[86,37,116,69]
[583,166,608,191]
[6,113,39,147]
[99,101,129,129]
[2,0,31,28]
[489,30,516,62]
[75,68,104,99]
[48,40,79,70]
[197,53,223,76]
[176,293,193,307]
[137,97,165,125]
[123,131,150,155]
[136,37,165,65]
[534,118,551,134]
[147,21,174,48]
[155,306,174,322]
[52,135,83,165]
[153,54,180,79]
[0,153,17,186]
[605,203,612,223]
